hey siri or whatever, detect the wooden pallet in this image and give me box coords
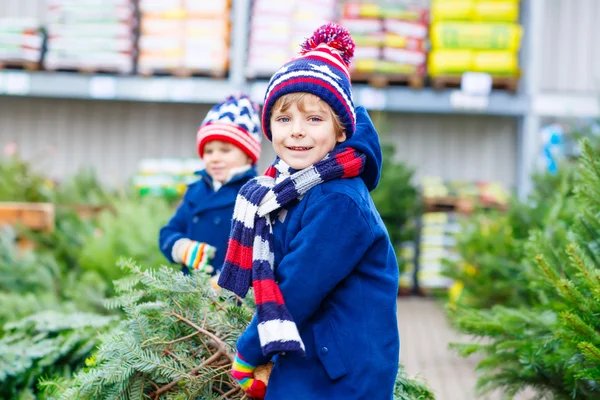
[351,72,425,89]
[431,75,519,93]
[423,196,507,214]
[44,66,133,75]
[71,204,115,220]
[0,202,55,250]
[138,67,227,79]
[0,60,41,71]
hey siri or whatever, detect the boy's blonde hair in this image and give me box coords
[271,93,345,138]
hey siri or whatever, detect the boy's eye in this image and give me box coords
[308,116,323,122]
[221,147,231,153]
[276,116,290,123]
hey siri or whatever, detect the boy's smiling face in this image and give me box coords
[202,140,251,182]
[270,93,346,170]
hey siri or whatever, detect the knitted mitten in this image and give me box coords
[231,352,266,399]
[172,238,216,273]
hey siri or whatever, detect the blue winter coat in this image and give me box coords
[236,106,400,399]
[159,169,257,274]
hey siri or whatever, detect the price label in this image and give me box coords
[4,72,31,95]
[461,72,492,96]
[357,87,386,110]
[251,81,269,104]
[89,76,117,99]
[141,80,170,101]
[169,80,195,102]
[450,91,489,111]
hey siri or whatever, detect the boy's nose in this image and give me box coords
[291,129,305,138]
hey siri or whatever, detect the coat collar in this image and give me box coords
[188,168,257,214]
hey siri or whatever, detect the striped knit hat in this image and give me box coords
[262,23,356,141]
[197,94,262,164]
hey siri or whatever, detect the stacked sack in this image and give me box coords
[247,0,337,78]
[429,0,522,78]
[133,158,205,200]
[0,18,44,67]
[340,2,429,77]
[45,0,135,73]
[138,0,230,76]
[418,211,460,291]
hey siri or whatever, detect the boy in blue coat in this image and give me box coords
[159,94,262,277]
[218,24,400,399]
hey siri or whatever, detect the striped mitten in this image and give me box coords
[172,238,216,273]
[231,352,266,399]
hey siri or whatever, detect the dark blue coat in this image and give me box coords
[236,107,400,399]
[159,169,257,274]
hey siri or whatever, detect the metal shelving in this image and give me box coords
[1,0,599,196]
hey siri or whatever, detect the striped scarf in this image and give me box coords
[218,147,366,357]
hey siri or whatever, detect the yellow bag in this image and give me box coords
[431,0,519,22]
[428,50,519,76]
[353,59,423,75]
[431,22,522,50]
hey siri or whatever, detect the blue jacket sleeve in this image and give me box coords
[158,197,192,263]
[236,193,374,366]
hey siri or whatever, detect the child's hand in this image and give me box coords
[173,239,216,273]
[231,352,266,399]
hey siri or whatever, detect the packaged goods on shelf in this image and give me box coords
[0,18,44,65]
[418,212,460,290]
[398,241,416,291]
[427,0,523,81]
[247,0,336,78]
[133,158,204,199]
[45,0,136,73]
[138,0,230,76]
[342,2,429,23]
[431,0,519,23]
[430,22,522,51]
[340,2,430,81]
[429,49,518,76]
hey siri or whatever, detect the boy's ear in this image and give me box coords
[336,130,347,143]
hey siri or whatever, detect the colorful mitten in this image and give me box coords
[231,352,266,399]
[172,238,216,273]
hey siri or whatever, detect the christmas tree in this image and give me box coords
[449,140,600,399]
[42,259,434,400]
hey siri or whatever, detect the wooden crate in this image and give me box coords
[0,202,55,251]
[0,202,55,232]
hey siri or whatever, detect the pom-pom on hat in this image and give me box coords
[261,23,356,141]
[197,94,262,164]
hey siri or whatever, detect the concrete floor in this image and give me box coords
[397,297,536,400]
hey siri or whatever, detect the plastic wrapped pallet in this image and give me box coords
[0,18,44,66]
[431,0,519,23]
[133,158,204,199]
[418,212,460,291]
[45,0,136,73]
[138,0,230,76]
[429,49,518,76]
[427,0,522,80]
[247,0,336,78]
[340,2,429,80]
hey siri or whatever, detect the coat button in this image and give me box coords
[192,217,198,223]
[213,216,221,225]
[320,346,328,355]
